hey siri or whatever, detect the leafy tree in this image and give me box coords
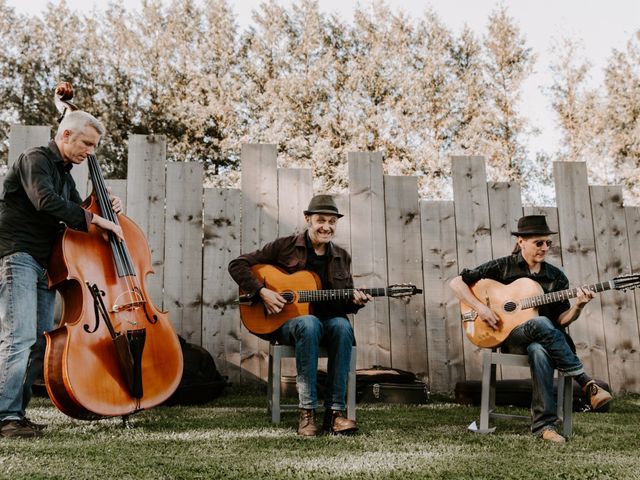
[482,6,535,185]
[602,32,640,201]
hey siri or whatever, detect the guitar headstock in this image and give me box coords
[613,274,640,292]
[387,284,423,297]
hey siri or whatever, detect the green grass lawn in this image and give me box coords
[1,388,639,480]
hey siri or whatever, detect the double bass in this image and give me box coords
[44,83,183,419]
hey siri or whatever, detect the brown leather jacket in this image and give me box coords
[228,232,363,318]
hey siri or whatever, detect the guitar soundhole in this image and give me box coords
[281,291,295,304]
[503,301,517,313]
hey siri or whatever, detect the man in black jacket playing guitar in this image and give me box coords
[449,215,612,443]
[228,194,371,437]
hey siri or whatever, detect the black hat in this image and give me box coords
[303,194,343,218]
[511,215,557,236]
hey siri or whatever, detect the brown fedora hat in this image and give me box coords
[511,215,557,236]
[303,194,343,218]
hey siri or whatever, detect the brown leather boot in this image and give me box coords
[323,409,358,435]
[583,380,613,411]
[541,428,566,443]
[297,409,318,437]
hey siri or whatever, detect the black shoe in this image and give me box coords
[21,417,47,431]
[0,419,43,439]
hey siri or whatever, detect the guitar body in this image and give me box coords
[461,277,544,348]
[239,265,322,335]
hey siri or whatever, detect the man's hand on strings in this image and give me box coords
[259,288,287,314]
[106,186,123,214]
[477,304,500,330]
[91,214,124,242]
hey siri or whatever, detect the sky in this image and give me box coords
[5,0,640,155]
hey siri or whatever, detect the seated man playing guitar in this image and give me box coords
[228,194,371,437]
[449,215,612,443]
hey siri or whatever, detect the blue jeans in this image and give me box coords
[276,315,354,411]
[503,316,584,435]
[0,252,56,421]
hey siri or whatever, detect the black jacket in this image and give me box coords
[0,140,89,266]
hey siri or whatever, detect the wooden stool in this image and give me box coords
[469,350,573,436]
[267,344,357,423]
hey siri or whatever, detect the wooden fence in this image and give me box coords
[5,126,640,394]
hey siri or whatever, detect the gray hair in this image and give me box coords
[55,110,105,139]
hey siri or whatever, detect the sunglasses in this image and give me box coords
[532,240,553,248]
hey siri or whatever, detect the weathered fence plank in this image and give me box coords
[624,206,640,339]
[202,187,242,383]
[590,186,640,392]
[384,175,428,378]
[240,144,278,382]
[8,125,51,167]
[488,181,525,380]
[332,193,352,254]
[451,156,492,380]
[164,162,204,344]
[277,168,313,237]
[487,182,522,258]
[3,126,51,197]
[348,152,390,369]
[421,200,464,391]
[553,161,608,382]
[126,135,167,307]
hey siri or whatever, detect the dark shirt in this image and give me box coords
[460,251,570,325]
[0,140,89,266]
[304,233,329,288]
[228,231,363,319]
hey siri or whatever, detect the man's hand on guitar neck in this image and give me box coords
[575,286,595,309]
[559,286,595,326]
[259,287,287,315]
[352,289,373,306]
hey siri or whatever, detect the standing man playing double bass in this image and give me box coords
[0,111,123,438]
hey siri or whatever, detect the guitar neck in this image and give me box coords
[298,288,388,303]
[521,280,614,310]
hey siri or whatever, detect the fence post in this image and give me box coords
[240,144,278,382]
[164,162,204,343]
[348,152,390,369]
[202,187,242,384]
[554,161,608,381]
[451,156,492,380]
[127,134,167,308]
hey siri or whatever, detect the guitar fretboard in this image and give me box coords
[520,280,614,310]
[297,288,388,303]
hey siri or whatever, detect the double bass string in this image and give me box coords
[88,155,145,312]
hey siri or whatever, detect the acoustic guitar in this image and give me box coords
[238,264,422,335]
[460,274,640,348]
